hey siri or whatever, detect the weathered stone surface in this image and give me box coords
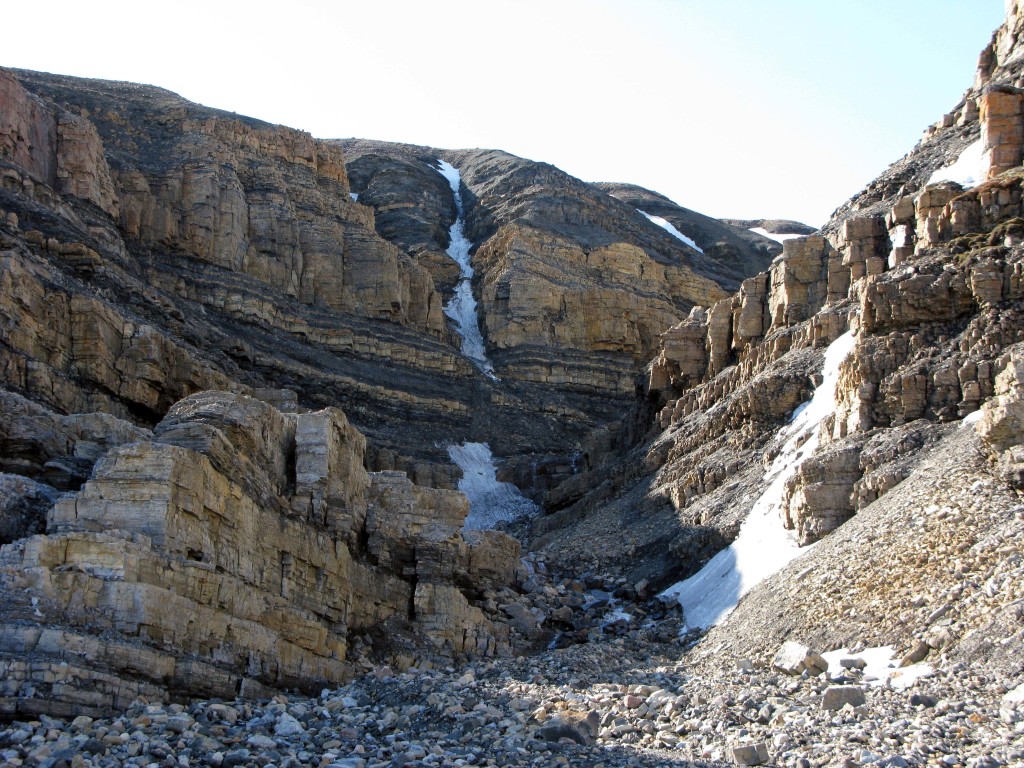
[648,308,710,394]
[733,274,770,348]
[832,216,889,280]
[0,389,151,489]
[534,710,600,745]
[768,236,832,331]
[731,741,771,766]
[292,407,369,544]
[473,222,723,392]
[597,182,779,290]
[0,249,243,421]
[1,391,523,712]
[977,348,1024,452]
[154,391,295,510]
[343,145,462,294]
[2,68,766,484]
[0,474,59,544]
[976,347,1024,486]
[980,86,1024,180]
[782,440,863,545]
[821,685,866,710]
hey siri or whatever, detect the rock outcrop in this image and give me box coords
[342,142,746,396]
[1,70,774,497]
[0,391,522,716]
[530,0,1024,598]
[4,1,1024,737]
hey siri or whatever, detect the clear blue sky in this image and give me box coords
[3,1,1006,227]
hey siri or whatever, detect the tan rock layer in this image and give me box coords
[0,392,522,713]
[475,223,726,392]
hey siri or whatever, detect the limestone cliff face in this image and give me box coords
[0,69,533,476]
[6,70,444,331]
[532,2,1024,595]
[342,142,462,295]
[0,65,775,712]
[450,149,731,392]
[6,3,1024,715]
[594,182,780,288]
[0,391,523,715]
[343,142,744,396]
[0,69,765,486]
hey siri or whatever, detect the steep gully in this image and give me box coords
[435,160,539,530]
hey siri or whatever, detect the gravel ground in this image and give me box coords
[2,614,1022,768]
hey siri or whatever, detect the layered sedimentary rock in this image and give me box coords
[0,391,521,716]
[1,68,768,492]
[596,182,779,288]
[343,142,740,396]
[532,1,1024,587]
[0,68,486,473]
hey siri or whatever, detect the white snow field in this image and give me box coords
[927,138,984,188]
[749,227,806,244]
[821,646,935,690]
[660,330,857,629]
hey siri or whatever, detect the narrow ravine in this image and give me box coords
[436,161,537,530]
[660,329,857,629]
[436,160,496,380]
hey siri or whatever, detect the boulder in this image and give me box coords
[773,641,828,676]
[732,742,770,766]
[821,685,867,710]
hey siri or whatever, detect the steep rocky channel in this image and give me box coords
[435,160,495,379]
[434,160,537,530]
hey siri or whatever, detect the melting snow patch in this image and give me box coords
[961,408,985,427]
[638,210,704,253]
[750,227,805,244]
[659,330,857,630]
[349,192,359,202]
[928,139,984,188]
[822,646,934,690]
[448,442,537,531]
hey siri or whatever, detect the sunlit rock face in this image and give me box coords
[0,391,523,713]
[341,140,770,400]
[529,3,1024,681]
[6,1,1024,726]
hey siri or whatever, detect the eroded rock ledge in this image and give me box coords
[0,391,523,717]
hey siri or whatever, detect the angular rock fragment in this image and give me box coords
[773,641,829,676]
[821,685,867,710]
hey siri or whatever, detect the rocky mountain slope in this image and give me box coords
[2,4,1024,767]
[528,0,1024,593]
[0,73,772,484]
[595,182,780,282]
[340,140,755,397]
[0,61,778,715]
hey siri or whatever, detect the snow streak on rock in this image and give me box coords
[448,442,538,531]
[638,209,704,253]
[660,330,857,629]
[436,160,496,379]
[749,227,805,244]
